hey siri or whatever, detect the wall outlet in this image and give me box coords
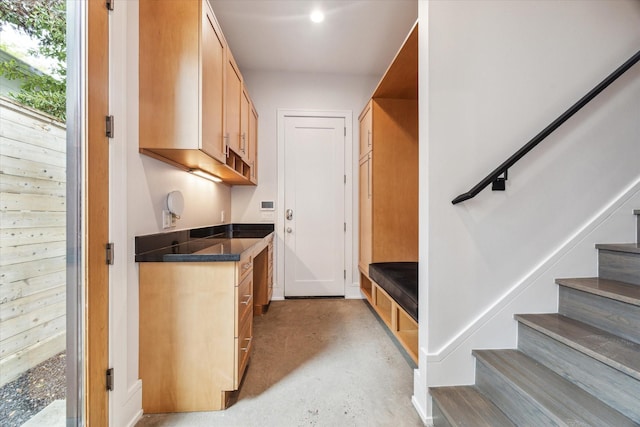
[162,210,172,229]
[221,210,225,223]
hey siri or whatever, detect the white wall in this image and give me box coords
[416,0,640,420]
[231,70,379,298]
[110,1,232,425]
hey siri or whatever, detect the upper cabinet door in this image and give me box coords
[248,104,258,184]
[240,88,250,160]
[139,0,200,150]
[201,3,226,163]
[225,55,242,156]
[359,102,373,159]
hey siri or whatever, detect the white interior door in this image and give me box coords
[283,115,345,297]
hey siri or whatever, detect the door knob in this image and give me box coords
[286,227,292,233]
[286,209,293,220]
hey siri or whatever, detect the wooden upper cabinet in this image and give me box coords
[248,104,258,184]
[359,101,373,159]
[358,23,419,275]
[225,54,242,156]
[139,0,200,151]
[139,0,258,185]
[201,3,226,163]
[358,99,418,272]
[240,88,250,160]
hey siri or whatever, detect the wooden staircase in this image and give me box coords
[430,210,640,426]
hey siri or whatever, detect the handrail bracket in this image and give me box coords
[492,170,508,191]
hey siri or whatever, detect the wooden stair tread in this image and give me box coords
[515,313,640,380]
[430,386,515,427]
[473,349,636,426]
[555,277,640,306]
[595,243,640,254]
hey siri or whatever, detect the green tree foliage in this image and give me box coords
[0,0,66,121]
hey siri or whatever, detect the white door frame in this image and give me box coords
[276,109,353,299]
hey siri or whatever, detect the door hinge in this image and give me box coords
[106,242,115,265]
[344,270,346,279]
[344,222,347,232]
[105,115,114,138]
[106,0,114,11]
[344,174,346,184]
[106,368,114,391]
[344,127,346,137]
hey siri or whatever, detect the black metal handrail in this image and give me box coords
[452,49,640,205]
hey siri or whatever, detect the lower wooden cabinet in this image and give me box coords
[139,260,253,413]
[253,234,274,315]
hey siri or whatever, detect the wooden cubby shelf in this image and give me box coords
[361,273,418,364]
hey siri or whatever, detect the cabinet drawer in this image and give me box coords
[235,313,252,386]
[236,273,253,336]
[237,253,253,283]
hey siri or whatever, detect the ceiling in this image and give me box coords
[208,0,418,77]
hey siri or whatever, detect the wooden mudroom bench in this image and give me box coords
[361,262,418,364]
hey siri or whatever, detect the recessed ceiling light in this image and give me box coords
[310,10,325,23]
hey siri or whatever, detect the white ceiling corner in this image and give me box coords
[208,0,418,77]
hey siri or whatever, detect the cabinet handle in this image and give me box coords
[241,294,252,305]
[242,262,251,271]
[367,130,371,147]
[241,337,252,352]
[241,133,246,152]
[224,134,230,157]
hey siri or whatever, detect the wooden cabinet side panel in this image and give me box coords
[139,263,236,413]
[252,248,269,307]
[371,99,419,263]
[201,3,226,162]
[139,0,200,150]
[359,154,373,271]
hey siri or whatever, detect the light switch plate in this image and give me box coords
[162,210,172,229]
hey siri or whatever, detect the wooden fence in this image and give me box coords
[0,97,66,387]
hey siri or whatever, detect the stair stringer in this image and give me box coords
[426,178,640,392]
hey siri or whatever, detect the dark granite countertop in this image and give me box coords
[135,223,274,262]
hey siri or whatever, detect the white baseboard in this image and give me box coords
[126,410,144,427]
[345,282,364,299]
[412,395,429,426]
[122,380,143,427]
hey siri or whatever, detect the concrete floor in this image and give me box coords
[136,299,424,427]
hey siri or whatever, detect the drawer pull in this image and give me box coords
[241,337,252,352]
[241,294,252,305]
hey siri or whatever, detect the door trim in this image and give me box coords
[276,109,353,299]
[87,0,110,424]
